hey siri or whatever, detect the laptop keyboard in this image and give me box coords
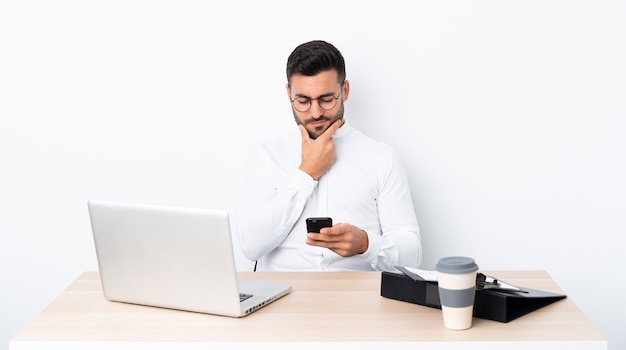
[240,293,253,302]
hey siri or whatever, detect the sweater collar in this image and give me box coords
[333,118,351,139]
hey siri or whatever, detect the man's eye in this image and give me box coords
[319,96,335,103]
[295,98,311,104]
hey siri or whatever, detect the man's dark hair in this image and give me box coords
[286,40,346,87]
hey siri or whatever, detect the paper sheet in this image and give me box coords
[405,267,439,281]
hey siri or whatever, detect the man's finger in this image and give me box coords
[298,124,311,143]
[318,118,343,141]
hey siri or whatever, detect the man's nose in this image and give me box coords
[309,100,325,117]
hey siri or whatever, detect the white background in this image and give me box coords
[1,1,625,349]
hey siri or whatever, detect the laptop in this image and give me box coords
[87,200,291,317]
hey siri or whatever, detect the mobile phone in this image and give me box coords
[306,217,333,233]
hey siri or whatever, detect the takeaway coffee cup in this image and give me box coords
[435,256,479,330]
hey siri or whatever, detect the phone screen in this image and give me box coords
[306,217,333,233]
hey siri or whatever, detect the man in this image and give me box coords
[237,40,421,271]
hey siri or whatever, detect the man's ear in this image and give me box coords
[286,83,292,100]
[342,80,350,101]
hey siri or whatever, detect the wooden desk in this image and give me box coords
[10,270,606,349]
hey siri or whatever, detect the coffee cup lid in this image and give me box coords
[435,256,479,274]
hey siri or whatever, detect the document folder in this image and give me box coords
[380,271,566,323]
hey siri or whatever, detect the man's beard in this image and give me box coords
[293,102,344,139]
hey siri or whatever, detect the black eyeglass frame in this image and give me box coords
[289,83,344,113]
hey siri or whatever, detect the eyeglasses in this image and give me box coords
[290,90,342,112]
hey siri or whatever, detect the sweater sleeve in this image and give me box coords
[236,145,317,261]
[361,149,422,270]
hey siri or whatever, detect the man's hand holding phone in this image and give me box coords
[306,217,369,257]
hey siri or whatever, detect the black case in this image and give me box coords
[380,271,566,323]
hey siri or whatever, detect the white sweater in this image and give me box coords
[237,119,421,271]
